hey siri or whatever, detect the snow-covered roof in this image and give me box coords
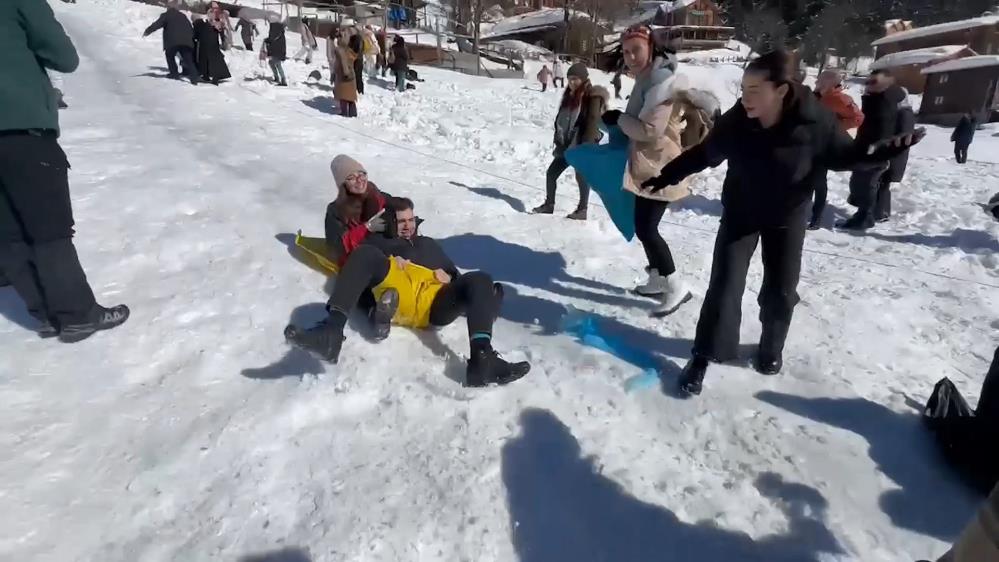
[870,45,970,70]
[872,16,999,47]
[922,54,999,74]
[482,8,588,40]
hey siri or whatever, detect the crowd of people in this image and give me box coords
[4,3,999,559]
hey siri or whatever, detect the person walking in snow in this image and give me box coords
[192,15,231,85]
[532,64,609,221]
[537,64,552,92]
[286,196,530,387]
[611,67,623,99]
[1,0,130,342]
[142,1,199,84]
[600,24,692,317]
[552,57,566,88]
[376,27,389,77]
[952,113,977,164]
[333,37,359,117]
[292,17,317,64]
[390,35,410,92]
[362,25,381,80]
[810,69,864,229]
[641,50,924,395]
[263,16,287,86]
[839,69,912,230]
[234,16,257,51]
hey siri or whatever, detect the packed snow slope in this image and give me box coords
[2,2,998,561]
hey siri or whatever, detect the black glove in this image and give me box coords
[640,171,677,193]
[602,110,622,127]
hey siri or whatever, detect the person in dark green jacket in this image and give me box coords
[0,0,129,342]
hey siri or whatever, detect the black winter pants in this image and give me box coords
[429,271,498,336]
[544,155,589,210]
[327,245,390,315]
[0,134,96,327]
[875,173,892,220]
[848,165,888,223]
[354,59,365,95]
[693,220,806,362]
[165,46,198,82]
[634,197,676,276]
[811,171,828,225]
[979,346,999,427]
[955,145,970,164]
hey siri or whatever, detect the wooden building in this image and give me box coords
[869,45,976,94]
[873,15,999,58]
[919,55,999,125]
[655,0,723,27]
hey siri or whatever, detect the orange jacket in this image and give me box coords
[817,88,864,131]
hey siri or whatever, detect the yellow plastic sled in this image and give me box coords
[294,231,341,275]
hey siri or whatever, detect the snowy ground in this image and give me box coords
[2,1,998,561]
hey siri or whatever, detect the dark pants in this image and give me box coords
[429,270,498,336]
[955,145,969,164]
[243,38,253,51]
[354,59,365,95]
[165,46,198,82]
[553,77,565,88]
[634,197,675,276]
[693,219,806,362]
[811,171,828,225]
[541,82,548,92]
[544,154,589,210]
[339,100,358,118]
[848,165,888,224]
[875,173,892,220]
[0,134,97,327]
[327,246,497,337]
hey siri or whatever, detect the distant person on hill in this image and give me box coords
[537,64,552,92]
[333,36,359,117]
[532,63,609,221]
[192,15,231,85]
[611,67,623,99]
[292,18,317,64]
[952,113,977,164]
[142,1,199,84]
[263,16,287,86]
[234,16,257,51]
[390,35,409,92]
[362,25,380,80]
[552,57,565,88]
[1,0,129,341]
[376,27,389,77]
[286,197,530,387]
[641,50,923,395]
[810,69,864,229]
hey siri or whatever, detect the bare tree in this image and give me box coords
[739,6,788,59]
[801,1,856,71]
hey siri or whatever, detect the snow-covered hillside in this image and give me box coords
[2,1,999,561]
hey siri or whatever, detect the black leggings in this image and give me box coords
[634,197,675,276]
[327,245,390,314]
[429,271,498,336]
[545,155,589,209]
[811,171,828,224]
[955,146,969,164]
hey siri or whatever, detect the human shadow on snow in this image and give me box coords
[449,181,527,213]
[301,96,340,116]
[502,408,844,562]
[0,287,38,331]
[238,547,312,562]
[241,302,327,380]
[860,227,999,255]
[756,391,981,541]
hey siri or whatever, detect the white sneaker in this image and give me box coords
[651,276,693,317]
[634,269,668,296]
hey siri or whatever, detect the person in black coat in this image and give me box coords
[234,17,257,51]
[839,71,909,229]
[641,50,923,396]
[952,113,977,164]
[142,3,198,84]
[390,35,409,92]
[192,16,231,85]
[264,19,287,86]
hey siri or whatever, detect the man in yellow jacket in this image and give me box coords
[285,197,530,387]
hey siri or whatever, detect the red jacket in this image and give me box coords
[817,88,864,131]
[325,185,388,265]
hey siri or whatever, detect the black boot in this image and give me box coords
[836,211,874,230]
[59,304,130,343]
[369,289,399,341]
[466,346,530,388]
[757,321,789,375]
[531,202,554,215]
[0,270,8,287]
[679,355,709,395]
[285,317,345,363]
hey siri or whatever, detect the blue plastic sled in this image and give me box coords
[565,125,636,241]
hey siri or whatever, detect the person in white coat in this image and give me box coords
[293,18,317,64]
[552,57,565,88]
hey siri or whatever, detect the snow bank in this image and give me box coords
[922,54,999,74]
[870,45,969,70]
[872,15,999,47]
[483,8,587,40]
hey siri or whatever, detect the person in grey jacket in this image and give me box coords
[142,1,199,84]
[1,0,129,341]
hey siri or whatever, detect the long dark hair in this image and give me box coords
[745,49,798,110]
[560,79,589,109]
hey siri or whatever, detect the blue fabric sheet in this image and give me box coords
[564,125,636,241]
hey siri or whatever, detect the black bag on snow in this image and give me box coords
[924,373,999,493]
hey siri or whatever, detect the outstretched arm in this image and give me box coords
[642,105,737,191]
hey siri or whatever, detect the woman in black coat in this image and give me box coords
[192,17,231,85]
[642,50,923,395]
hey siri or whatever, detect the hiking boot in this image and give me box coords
[370,289,399,341]
[836,213,874,230]
[38,321,59,339]
[755,353,783,375]
[679,355,709,396]
[634,268,668,297]
[531,202,554,215]
[806,219,821,231]
[59,304,130,343]
[651,275,693,317]
[465,347,530,388]
[284,319,345,363]
[567,208,587,221]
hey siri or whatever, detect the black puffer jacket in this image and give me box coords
[655,85,910,228]
[264,22,286,60]
[143,8,194,51]
[364,226,459,279]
